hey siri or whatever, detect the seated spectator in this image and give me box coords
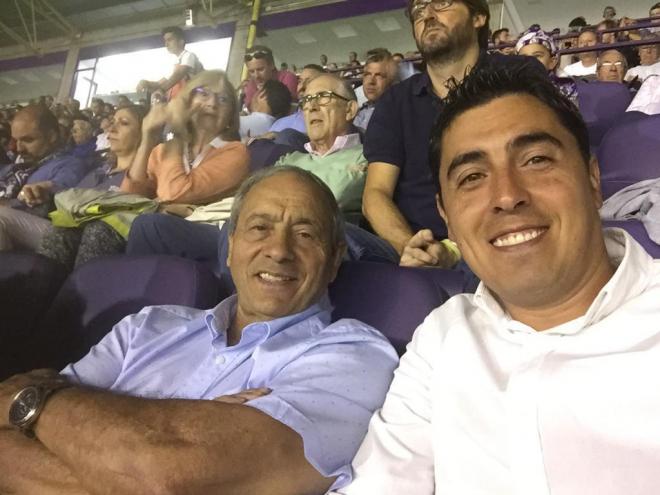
[88,97,105,129]
[516,26,579,103]
[336,62,660,495]
[597,48,628,83]
[95,114,112,151]
[363,0,541,268]
[562,29,599,77]
[0,165,398,494]
[276,73,364,218]
[269,64,325,134]
[57,114,73,146]
[243,45,298,107]
[239,79,292,139]
[35,106,146,269]
[116,95,132,108]
[652,2,660,33]
[602,5,617,21]
[0,105,88,250]
[492,28,514,55]
[625,30,660,82]
[69,114,98,165]
[597,19,617,44]
[123,70,249,204]
[354,50,397,134]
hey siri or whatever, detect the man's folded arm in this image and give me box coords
[0,427,90,495]
[33,387,333,495]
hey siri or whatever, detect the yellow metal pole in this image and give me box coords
[241,0,262,82]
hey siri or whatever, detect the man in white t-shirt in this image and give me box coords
[336,63,660,495]
[561,29,598,77]
[138,26,203,101]
[624,30,660,83]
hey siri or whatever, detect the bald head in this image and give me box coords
[11,105,60,162]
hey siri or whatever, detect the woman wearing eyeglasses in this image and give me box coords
[122,69,249,205]
[243,45,298,108]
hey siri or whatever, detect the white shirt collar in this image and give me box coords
[473,228,653,335]
[304,133,361,157]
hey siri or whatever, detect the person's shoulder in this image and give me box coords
[311,316,397,353]
[413,293,481,343]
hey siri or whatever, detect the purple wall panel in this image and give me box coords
[0,51,68,72]
[261,0,407,31]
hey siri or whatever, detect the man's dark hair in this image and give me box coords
[162,26,185,41]
[14,105,60,142]
[407,0,491,50]
[303,63,326,73]
[261,79,292,119]
[491,28,509,45]
[568,16,588,30]
[428,63,591,197]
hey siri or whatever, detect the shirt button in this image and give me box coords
[215,355,226,365]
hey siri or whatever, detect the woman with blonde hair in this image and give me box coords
[122,69,249,204]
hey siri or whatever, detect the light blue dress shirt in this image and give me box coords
[269,109,307,133]
[61,294,398,490]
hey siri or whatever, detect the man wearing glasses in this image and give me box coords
[243,45,298,108]
[273,73,366,220]
[362,0,542,269]
[596,49,628,83]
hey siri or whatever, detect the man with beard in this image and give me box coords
[361,0,542,270]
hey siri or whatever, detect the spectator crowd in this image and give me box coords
[0,1,660,494]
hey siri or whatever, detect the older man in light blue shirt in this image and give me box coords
[0,166,398,495]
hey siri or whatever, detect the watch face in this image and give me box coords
[9,386,42,427]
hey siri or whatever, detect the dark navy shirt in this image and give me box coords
[364,52,545,239]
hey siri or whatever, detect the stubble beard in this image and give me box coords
[416,17,477,65]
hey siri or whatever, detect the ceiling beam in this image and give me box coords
[0,18,40,54]
[31,0,79,37]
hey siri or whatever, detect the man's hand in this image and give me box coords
[399,229,458,269]
[17,181,53,207]
[0,369,63,429]
[214,388,271,405]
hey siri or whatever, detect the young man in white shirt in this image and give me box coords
[336,63,660,495]
[137,26,203,100]
[562,29,598,77]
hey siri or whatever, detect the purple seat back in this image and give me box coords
[329,261,466,355]
[27,255,220,371]
[603,221,660,258]
[576,81,633,147]
[0,253,66,379]
[597,114,660,200]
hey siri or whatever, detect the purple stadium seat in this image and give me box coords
[329,261,468,355]
[24,255,220,371]
[603,221,660,258]
[597,114,660,200]
[576,81,633,148]
[0,253,67,379]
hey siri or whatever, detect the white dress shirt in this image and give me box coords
[561,60,597,77]
[337,229,660,495]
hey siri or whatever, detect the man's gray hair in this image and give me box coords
[307,73,357,101]
[227,166,346,249]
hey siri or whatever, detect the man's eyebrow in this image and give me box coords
[507,132,564,153]
[446,150,487,180]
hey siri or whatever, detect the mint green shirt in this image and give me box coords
[275,144,367,216]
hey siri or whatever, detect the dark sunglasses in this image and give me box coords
[244,50,272,62]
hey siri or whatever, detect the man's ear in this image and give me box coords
[328,241,347,283]
[226,234,234,268]
[473,13,487,30]
[436,192,455,242]
[346,100,359,122]
[588,155,603,209]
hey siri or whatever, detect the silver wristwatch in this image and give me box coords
[8,379,71,437]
